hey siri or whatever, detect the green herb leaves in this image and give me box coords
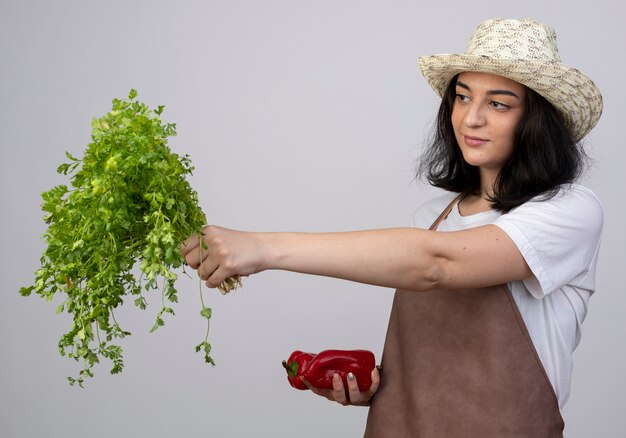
[21,89,212,386]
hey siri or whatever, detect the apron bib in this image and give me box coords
[364,195,564,437]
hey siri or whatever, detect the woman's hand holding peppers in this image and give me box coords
[302,367,380,406]
[283,349,380,406]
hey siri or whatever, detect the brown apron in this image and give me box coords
[364,195,564,438]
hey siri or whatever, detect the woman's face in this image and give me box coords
[451,72,526,176]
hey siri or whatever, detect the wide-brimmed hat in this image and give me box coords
[418,18,602,142]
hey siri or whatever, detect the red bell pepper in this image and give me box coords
[282,349,376,392]
[282,350,315,390]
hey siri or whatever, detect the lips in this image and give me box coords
[463,135,488,147]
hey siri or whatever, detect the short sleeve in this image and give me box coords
[493,185,604,298]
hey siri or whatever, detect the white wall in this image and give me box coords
[1,1,624,436]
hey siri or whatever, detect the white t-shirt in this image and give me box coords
[412,184,604,408]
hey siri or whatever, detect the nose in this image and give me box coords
[463,102,486,128]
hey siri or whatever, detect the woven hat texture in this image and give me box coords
[419,18,602,141]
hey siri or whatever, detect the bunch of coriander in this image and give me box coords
[21,89,227,386]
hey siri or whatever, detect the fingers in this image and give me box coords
[343,371,378,406]
[180,226,232,287]
[348,367,380,406]
[301,371,379,407]
[183,243,219,280]
[180,236,201,268]
[345,372,361,404]
[205,265,233,289]
[362,366,381,400]
[300,377,326,397]
[180,234,201,259]
[332,373,349,405]
[336,368,381,406]
[300,375,347,405]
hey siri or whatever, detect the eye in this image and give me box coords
[455,93,470,103]
[490,101,510,110]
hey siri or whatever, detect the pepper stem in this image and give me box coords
[282,360,299,378]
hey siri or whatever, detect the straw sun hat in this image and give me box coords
[418,18,603,142]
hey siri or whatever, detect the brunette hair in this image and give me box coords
[417,74,587,213]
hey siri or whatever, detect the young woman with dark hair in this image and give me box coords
[421,73,585,213]
[181,18,603,437]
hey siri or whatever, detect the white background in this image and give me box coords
[1,1,624,437]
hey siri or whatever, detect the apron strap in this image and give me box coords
[429,193,465,231]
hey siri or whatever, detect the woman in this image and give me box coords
[181,18,603,436]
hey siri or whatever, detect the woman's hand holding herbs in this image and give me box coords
[181,226,268,290]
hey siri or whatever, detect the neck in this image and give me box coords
[458,192,493,215]
[478,167,499,199]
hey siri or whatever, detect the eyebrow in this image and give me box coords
[456,80,521,100]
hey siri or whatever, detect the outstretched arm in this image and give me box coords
[180,224,532,291]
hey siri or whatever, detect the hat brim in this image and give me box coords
[419,54,603,142]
